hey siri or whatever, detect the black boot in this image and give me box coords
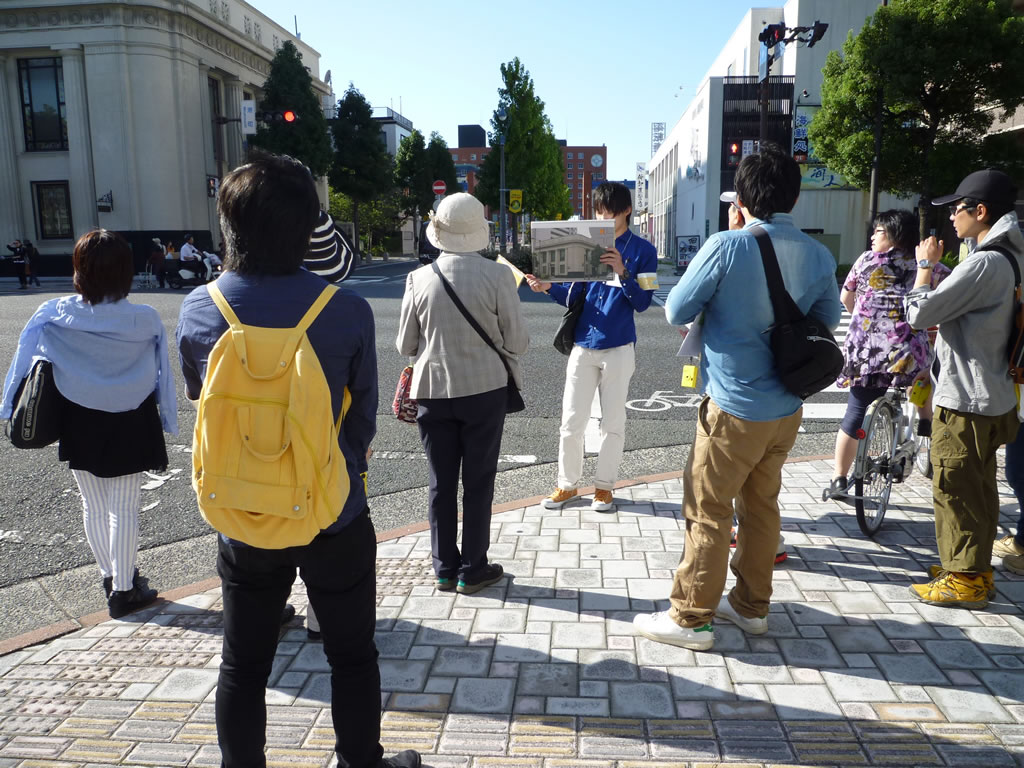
[381,750,422,768]
[108,584,158,618]
[103,568,141,598]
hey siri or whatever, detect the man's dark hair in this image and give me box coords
[874,209,919,253]
[961,197,1015,225]
[73,229,133,304]
[592,182,633,219]
[218,152,319,275]
[733,142,801,220]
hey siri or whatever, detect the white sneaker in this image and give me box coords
[715,595,769,635]
[632,611,714,650]
[915,437,932,478]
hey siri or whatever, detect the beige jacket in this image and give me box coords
[397,252,529,399]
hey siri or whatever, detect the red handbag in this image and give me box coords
[392,365,418,424]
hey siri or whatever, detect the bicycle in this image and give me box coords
[824,385,921,537]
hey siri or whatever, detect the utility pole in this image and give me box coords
[757,21,829,149]
[498,106,507,256]
[867,0,888,240]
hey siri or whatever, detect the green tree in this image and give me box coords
[395,129,430,217]
[808,0,1024,236]
[329,84,394,260]
[329,187,404,259]
[475,58,572,235]
[425,132,460,200]
[249,41,333,177]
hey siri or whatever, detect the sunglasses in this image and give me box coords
[948,204,977,216]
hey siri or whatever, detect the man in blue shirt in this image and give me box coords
[525,182,659,512]
[176,153,420,768]
[634,144,841,651]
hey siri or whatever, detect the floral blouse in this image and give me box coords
[837,249,950,389]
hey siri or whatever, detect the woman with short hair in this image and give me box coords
[824,210,949,500]
[1,229,178,617]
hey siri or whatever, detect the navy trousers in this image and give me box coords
[417,387,506,581]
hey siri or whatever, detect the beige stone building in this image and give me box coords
[0,0,327,268]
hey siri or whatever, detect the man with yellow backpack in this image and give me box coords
[176,152,420,768]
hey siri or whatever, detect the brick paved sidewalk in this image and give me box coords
[3,458,1024,767]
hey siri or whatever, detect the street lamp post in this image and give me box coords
[498,106,507,256]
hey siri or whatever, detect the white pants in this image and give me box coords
[557,344,636,491]
[71,470,141,592]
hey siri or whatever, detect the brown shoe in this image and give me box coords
[542,487,577,509]
[592,489,614,512]
[993,534,1024,559]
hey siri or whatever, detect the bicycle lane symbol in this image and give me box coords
[626,390,703,412]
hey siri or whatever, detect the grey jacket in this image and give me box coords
[905,212,1024,416]
[397,252,529,399]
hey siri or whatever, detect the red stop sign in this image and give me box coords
[432,180,447,195]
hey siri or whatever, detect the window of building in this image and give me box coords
[33,181,73,240]
[594,173,603,180]
[253,22,262,44]
[576,152,583,159]
[244,15,251,35]
[567,172,573,179]
[18,58,67,152]
[220,1,229,22]
[470,153,476,161]
[452,154,458,162]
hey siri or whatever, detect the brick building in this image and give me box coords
[562,144,607,219]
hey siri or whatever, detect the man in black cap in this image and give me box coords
[905,168,1024,608]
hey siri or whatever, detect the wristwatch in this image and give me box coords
[917,259,933,270]
[621,267,632,281]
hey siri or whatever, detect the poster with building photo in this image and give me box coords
[530,220,616,282]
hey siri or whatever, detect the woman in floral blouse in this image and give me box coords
[824,209,950,500]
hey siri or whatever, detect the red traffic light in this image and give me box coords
[283,110,296,123]
[730,143,739,154]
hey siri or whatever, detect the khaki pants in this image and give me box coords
[932,405,1019,574]
[669,397,802,628]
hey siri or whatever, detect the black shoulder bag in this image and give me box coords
[431,263,525,413]
[553,282,586,356]
[752,226,843,400]
[6,359,65,448]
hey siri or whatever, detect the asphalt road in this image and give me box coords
[0,260,843,591]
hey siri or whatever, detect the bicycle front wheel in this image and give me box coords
[855,399,898,537]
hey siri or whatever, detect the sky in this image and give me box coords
[250,0,766,180]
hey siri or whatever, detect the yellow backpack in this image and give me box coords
[192,281,351,549]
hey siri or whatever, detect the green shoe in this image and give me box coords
[436,577,456,592]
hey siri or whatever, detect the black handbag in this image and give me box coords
[554,283,586,356]
[7,359,64,448]
[752,226,843,400]
[431,263,525,413]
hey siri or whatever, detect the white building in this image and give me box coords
[371,107,413,158]
[0,0,328,267]
[649,0,906,268]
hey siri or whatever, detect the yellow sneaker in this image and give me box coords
[542,487,578,510]
[911,571,989,609]
[927,565,995,600]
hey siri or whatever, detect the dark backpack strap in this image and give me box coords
[989,244,1022,295]
[430,262,514,378]
[751,225,798,324]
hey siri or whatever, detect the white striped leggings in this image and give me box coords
[71,470,141,592]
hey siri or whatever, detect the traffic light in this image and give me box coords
[806,21,828,47]
[257,109,300,123]
[726,140,741,168]
[758,23,786,47]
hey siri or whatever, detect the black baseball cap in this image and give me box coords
[931,169,1018,207]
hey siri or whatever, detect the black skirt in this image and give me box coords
[58,392,169,478]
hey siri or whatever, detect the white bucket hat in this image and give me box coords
[426,193,490,253]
